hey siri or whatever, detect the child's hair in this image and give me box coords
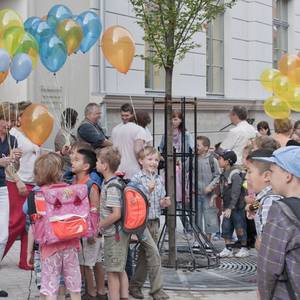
[196,135,210,148]
[34,152,63,186]
[257,121,271,135]
[96,147,121,173]
[77,149,96,173]
[274,118,292,134]
[253,136,280,151]
[137,146,160,160]
[246,149,273,174]
[71,141,93,152]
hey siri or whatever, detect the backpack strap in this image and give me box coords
[208,154,215,174]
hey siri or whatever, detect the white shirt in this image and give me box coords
[144,127,153,146]
[10,127,41,184]
[111,122,146,179]
[221,120,257,164]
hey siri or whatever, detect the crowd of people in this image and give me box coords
[0,102,299,300]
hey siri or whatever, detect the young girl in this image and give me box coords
[26,153,81,300]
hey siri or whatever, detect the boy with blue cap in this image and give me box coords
[254,146,300,300]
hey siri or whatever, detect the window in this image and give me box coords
[145,43,165,91]
[273,0,288,68]
[206,12,224,95]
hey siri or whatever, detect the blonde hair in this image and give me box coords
[274,118,292,134]
[96,147,121,173]
[34,153,63,186]
[137,146,160,160]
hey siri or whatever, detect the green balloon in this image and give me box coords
[3,26,25,56]
[0,9,23,38]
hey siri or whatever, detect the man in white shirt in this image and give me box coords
[221,106,257,165]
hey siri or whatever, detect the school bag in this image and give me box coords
[30,183,94,245]
[107,174,149,237]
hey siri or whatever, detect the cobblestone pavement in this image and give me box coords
[0,242,257,300]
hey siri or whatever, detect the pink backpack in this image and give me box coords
[31,183,95,245]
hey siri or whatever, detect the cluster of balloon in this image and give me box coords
[260,53,300,119]
[0,5,102,83]
[20,103,54,146]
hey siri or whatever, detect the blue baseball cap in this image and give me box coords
[252,146,300,178]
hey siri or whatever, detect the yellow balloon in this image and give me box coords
[286,87,300,112]
[0,9,23,39]
[20,103,54,146]
[2,26,25,56]
[272,74,295,100]
[101,26,135,74]
[260,68,280,92]
[56,19,83,55]
[264,96,290,119]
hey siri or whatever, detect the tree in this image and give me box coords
[129,0,236,266]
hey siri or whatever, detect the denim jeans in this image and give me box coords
[222,208,247,242]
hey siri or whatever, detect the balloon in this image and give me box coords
[56,19,83,55]
[47,5,72,29]
[0,9,23,38]
[101,26,135,74]
[264,96,291,119]
[24,16,41,35]
[40,34,67,73]
[0,49,10,72]
[0,70,9,85]
[288,67,300,86]
[2,26,25,56]
[278,54,300,76]
[272,74,295,100]
[34,21,53,44]
[20,103,54,146]
[10,53,32,82]
[76,11,102,53]
[286,87,300,112]
[14,32,39,68]
[260,68,280,92]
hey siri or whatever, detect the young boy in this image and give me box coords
[194,136,220,241]
[71,148,107,300]
[254,146,300,300]
[96,147,130,300]
[129,146,170,300]
[245,149,281,250]
[217,149,249,258]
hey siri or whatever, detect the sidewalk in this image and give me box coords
[0,242,257,300]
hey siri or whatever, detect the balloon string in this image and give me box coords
[129,95,137,122]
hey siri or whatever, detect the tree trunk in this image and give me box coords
[165,66,176,267]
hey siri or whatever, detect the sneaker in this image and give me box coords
[219,248,233,258]
[0,290,8,298]
[152,289,169,300]
[235,247,250,258]
[129,287,144,299]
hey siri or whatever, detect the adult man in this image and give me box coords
[120,103,134,124]
[78,103,112,149]
[221,106,256,165]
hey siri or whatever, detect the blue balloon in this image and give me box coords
[75,11,102,53]
[10,53,32,82]
[24,17,41,35]
[0,49,10,72]
[47,5,72,29]
[40,34,67,73]
[34,21,53,44]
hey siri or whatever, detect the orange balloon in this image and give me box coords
[278,54,300,76]
[20,103,54,146]
[288,67,300,86]
[41,15,47,21]
[101,26,135,74]
[0,70,9,85]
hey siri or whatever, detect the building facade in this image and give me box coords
[0,0,299,147]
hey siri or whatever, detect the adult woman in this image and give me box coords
[54,108,78,171]
[135,110,153,146]
[159,111,193,203]
[273,118,292,147]
[4,102,41,270]
[257,121,271,136]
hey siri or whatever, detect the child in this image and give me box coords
[129,146,170,300]
[217,149,249,258]
[26,153,81,300]
[96,147,130,300]
[194,136,220,241]
[254,146,300,299]
[71,148,107,300]
[245,149,281,250]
